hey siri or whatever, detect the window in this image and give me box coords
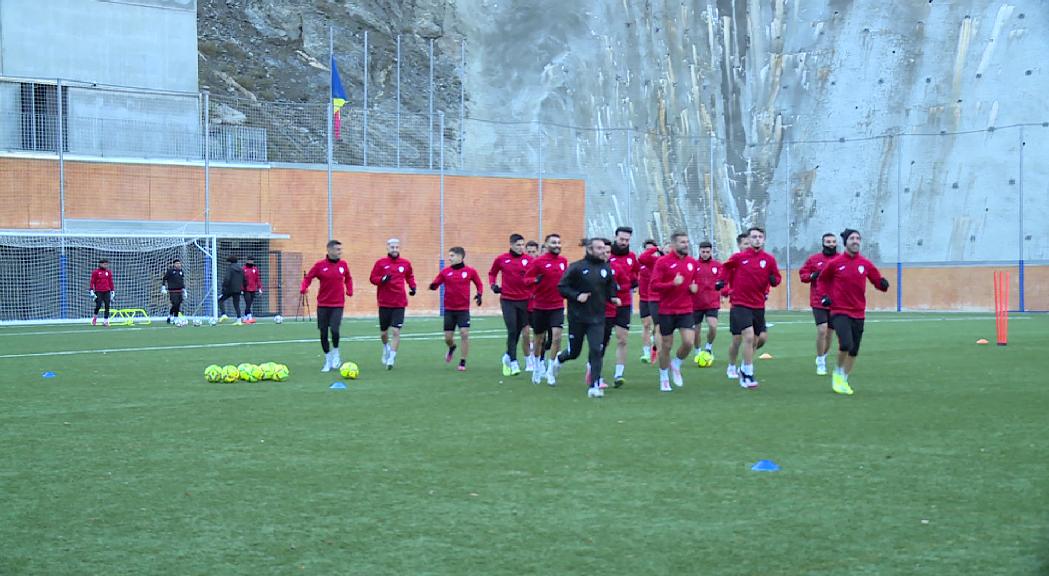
[20,83,69,152]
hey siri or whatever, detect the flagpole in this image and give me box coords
[326,25,334,241]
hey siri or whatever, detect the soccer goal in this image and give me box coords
[0,233,219,325]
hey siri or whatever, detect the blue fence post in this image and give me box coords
[438,259,445,316]
[896,262,903,312]
[1019,259,1025,312]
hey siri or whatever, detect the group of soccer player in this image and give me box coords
[291,224,891,397]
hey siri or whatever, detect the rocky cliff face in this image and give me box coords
[200,0,1049,262]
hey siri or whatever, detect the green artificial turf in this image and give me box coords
[1,312,1047,575]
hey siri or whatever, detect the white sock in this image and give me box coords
[742,363,754,375]
[671,357,682,370]
[614,364,624,378]
[704,343,713,352]
[659,368,669,381]
[694,347,702,354]
[389,350,397,362]
[643,346,651,357]
[818,354,827,363]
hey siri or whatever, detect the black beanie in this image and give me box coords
[840,228,860,243]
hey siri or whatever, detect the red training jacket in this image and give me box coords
[431,264,483,311]
[650,252,700,315]
[301,258,353,307]
[798,252,836,309]
[605,256,633,317]
[724,248,781,309]
[818,252,887,319]
[692,258,723,311]
[243,265,262,292]
[524,252,568,310]
[90,268,114,292]
[369,256,417,308]
[637,246,663,302]
[488,252,533,301]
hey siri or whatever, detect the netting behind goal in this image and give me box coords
[0,233,217,324]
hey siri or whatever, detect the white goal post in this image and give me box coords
[0,232,219,325]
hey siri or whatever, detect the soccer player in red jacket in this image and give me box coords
[606,226,639,387]
[522,240,541,372]
[300,240,354,372]
[429,246,483,371]
[817,229,890,395]
[637,239,663,363]
[650,232,701,392]
[799,233,838,375]
[489,233,534,376]
[242,256,262,324]
[724,227,782,389]
[89,258,114,327]
[524,234,568,385]
[369,238,417,370]
[691,241,725,365]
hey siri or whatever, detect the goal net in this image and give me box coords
[0,233,218,325]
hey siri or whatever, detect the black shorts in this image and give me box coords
[813,308,830,325]
[611,305,631,329]
[443,309,471,331]
[317,306,344,331]
[531,308,565,334]
[832,314,865,356]
[658,313,695,336]
[379,306,405,331]
[639,300,657,319]
[729,306,767,336]
[693,309,719,325]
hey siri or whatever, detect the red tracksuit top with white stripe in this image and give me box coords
[691,258,724,311]
[609,251,639,291]
[90,269,114,292]
[369,256,417,308]
[650,252,700,315]
[605,256,634,318]
[243,265,262,292]
[301,258,353,307]
[724,248,781,309]
[637,246,663,302]
[798,252,835,309]
[817,252,887,319]
[431,264,483,311]
[488,251,533,301]
[524,252,568,310]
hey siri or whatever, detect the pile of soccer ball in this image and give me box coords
[204,362,290,383]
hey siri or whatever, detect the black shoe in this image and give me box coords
[614,377,625,389]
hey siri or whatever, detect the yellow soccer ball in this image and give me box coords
[204,365,223,383]
[272,364,289,382]
[249,364,264,382]
[695,350,714,368]
[340,361,360,380]
[221,365,240,383]
[259,362,277,380]
[237,363,255,381]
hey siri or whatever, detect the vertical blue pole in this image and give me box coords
[1018,260,1024,312]
[59,253,68,319]
[438,259,445,316]
[896,262,903,312]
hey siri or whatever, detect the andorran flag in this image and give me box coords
[331,56,347,140]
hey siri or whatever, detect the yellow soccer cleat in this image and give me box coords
[831,371,854,395]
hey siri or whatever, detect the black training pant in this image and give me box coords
[832,314,865,357]
[317,306,344,353]
[168,290,184,317]
[219,291,242,318]
[93,291,112,318]
[558,319,605,387]
[244,291,258,315]
[500,299,529,360]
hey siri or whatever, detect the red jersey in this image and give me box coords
[637,246,663,302]
[605,256,633,317]
[243,265,262,292]
[724,248,781,309]
[431,264,483,311]
[609,251,640,288]
[488,252,533,301]
[524,252,568,310]
[798,252,836,309]
[692,258,724,311]
[818,252,887,319]
[369,256,416,308]
[301,258,353,307]
[90,268,114,292]
[650,252,700,315]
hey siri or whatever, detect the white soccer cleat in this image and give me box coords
[510,360,521,376]
[382,346,390,364]
[587,386,604,398]
[816,358,828,376]
[671,365,684,387]
[739,372,760,389]
[321,351,333,372]
[526,356,535,372]
[531,363,543,384]
[547,360,560,386]
[727,364,739,380]
[660,380,673,392]
[219,314,229,323]
[331,349,341,370]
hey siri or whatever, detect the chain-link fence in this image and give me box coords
[1,72,1047,311]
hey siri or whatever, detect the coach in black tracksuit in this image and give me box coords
[553,237,620,391]
[218,256,245,320]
